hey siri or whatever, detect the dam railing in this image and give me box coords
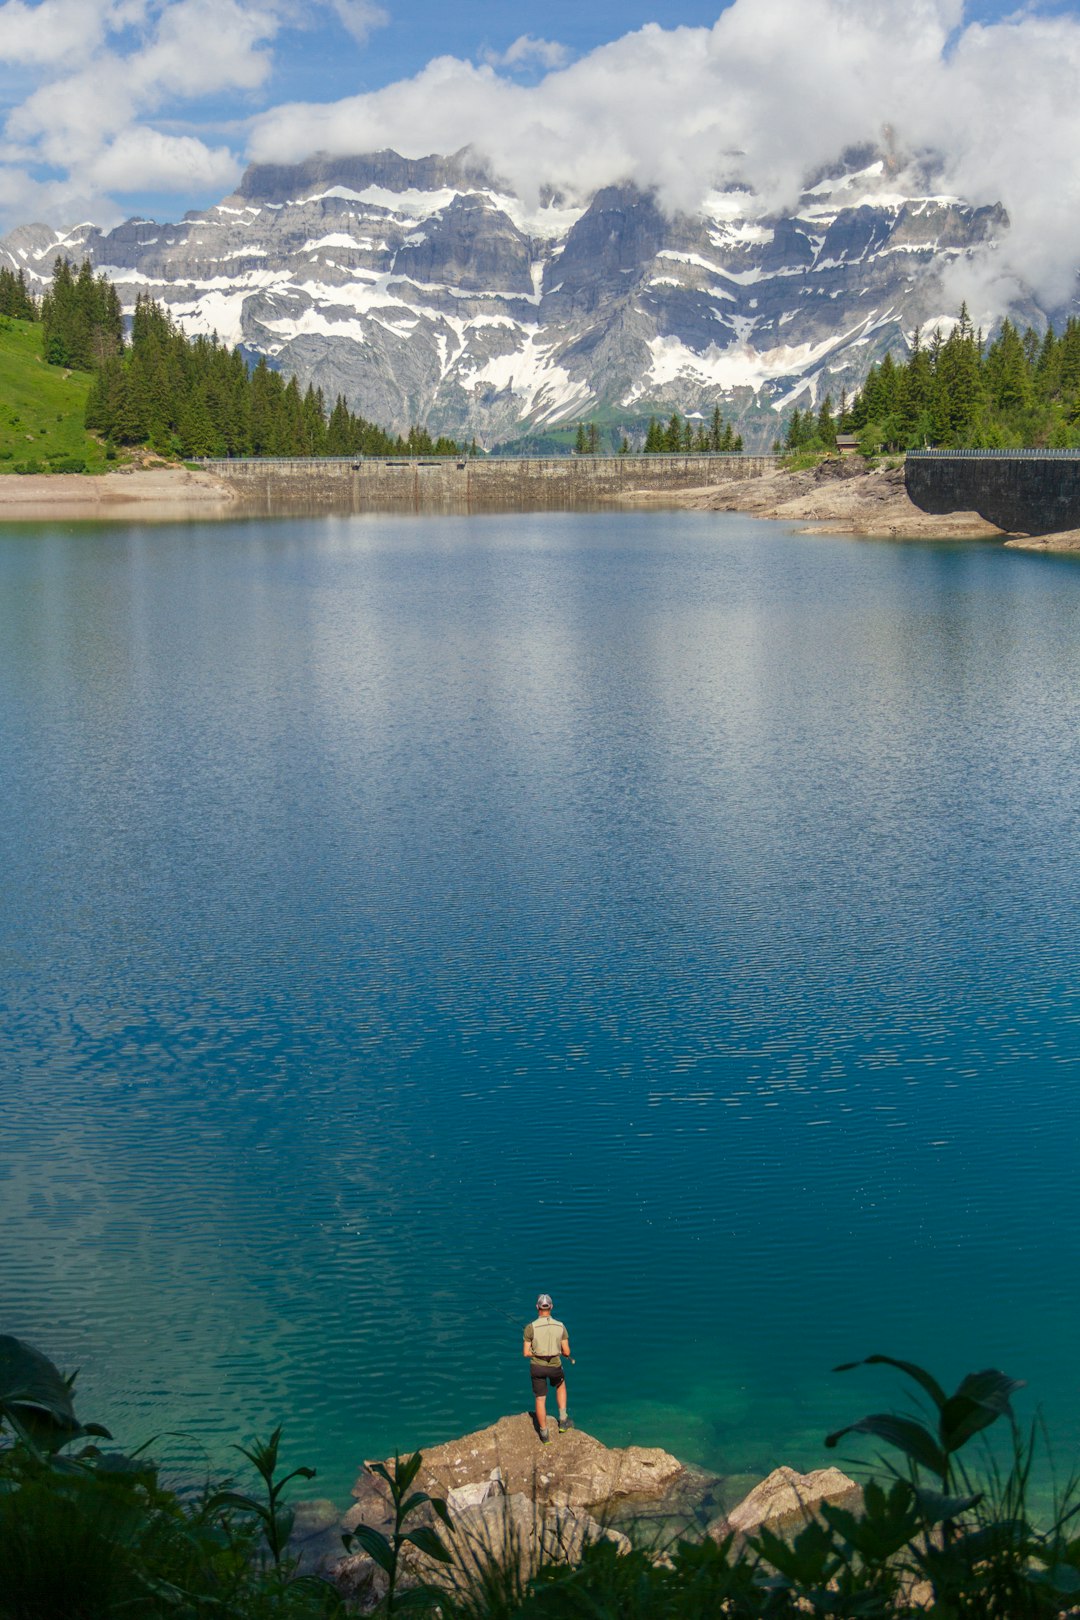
[907,448,1080,460]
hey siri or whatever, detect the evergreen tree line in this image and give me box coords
[39,259,466,460]
[643,407,744,453]
[0,266,37,322]
[781,304,1080,455]
[42,257,123,370]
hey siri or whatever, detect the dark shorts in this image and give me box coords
[530,1361,564,1396]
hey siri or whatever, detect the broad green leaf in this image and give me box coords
[404,1525,453,1563]
[396,1451,424,1492]
[834,1354,948,1412]
[399,1490,432,1519]
[750,1519,839,1586]
[429,1496,452,1528]
[912,1486,982,1524]
[0,1335,78,1431]
[394,1584,447,1611]
[205,1488,270,1525]
[940,1369,1025,1453]
[820,1500,917,1563]
[344,1522,395,1575]
[825,1413,947,1477]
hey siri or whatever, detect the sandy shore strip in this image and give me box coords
[0,465,238,521]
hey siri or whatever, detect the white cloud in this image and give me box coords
[0,0,378,230]
[0,0,1077,326]
[89,128,241,192]
[0,0,144,69]
[328,0,386,46]
[248,0,1080,315]
[484,35,570,71]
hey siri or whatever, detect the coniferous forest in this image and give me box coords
[40,259,466,460]
[16,261,1080,461]
[642,408,744,453]
[781,303,1080,456]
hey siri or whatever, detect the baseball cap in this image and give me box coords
[536,1293,553,1309]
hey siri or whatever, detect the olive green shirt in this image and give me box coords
[524,1316,566,1367]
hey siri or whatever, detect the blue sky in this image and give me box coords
[0,0,1078,311]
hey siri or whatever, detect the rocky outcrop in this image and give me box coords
[710,1465,860,1544]
[328,1416,674,1608]
[292,1418,869,1609]
[344,1413,684,1527]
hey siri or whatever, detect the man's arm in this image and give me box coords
[523,1326,533,1359]
[560,1335,570,1357]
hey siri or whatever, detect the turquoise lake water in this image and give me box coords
[2,510,1080,1507]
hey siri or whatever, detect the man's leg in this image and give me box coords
[556,1378,568,1421]
[535,1392,548,1430]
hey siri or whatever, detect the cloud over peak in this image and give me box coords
[0,0,1077,324]
[248,0,1080,313]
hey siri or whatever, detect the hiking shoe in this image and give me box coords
[538,1426,550,1444]
[558,1416,572,1434]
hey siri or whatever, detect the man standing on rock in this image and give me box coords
[523,1293,571,1443]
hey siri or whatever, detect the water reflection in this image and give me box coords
[1,512,1079,1502]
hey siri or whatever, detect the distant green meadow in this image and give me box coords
[0,318,111,473]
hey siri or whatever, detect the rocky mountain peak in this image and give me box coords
[0,148,1050,447]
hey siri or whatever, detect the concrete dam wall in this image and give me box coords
[202,453,781,512]
[906,450,1080,535]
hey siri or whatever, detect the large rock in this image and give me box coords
[344,1412,684,1530]
[334,1490,627,1610]
[711,1465,860,1542]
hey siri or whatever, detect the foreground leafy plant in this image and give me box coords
[0,1333,111,1458]
[208,1426,317,1569]
[341,1449,453,1614]
[824,1353,1080,1616]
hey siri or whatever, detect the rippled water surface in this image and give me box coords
[3,510,1080,1503]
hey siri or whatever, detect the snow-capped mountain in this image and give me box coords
[0,148,1028,446]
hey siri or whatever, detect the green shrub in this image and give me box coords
[5,1334,1080,1620]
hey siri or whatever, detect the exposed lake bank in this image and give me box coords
[0,464,237,520]
[621,455,1080,548]
[4,457,1080,546]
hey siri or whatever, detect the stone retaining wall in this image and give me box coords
[202,454,780,512]
[906,451,1080,535]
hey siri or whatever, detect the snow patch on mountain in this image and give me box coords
[0,146,1045,447]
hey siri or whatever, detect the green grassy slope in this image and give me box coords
[0,317,111,472]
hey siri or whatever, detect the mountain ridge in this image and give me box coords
[0,148,1052,448]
